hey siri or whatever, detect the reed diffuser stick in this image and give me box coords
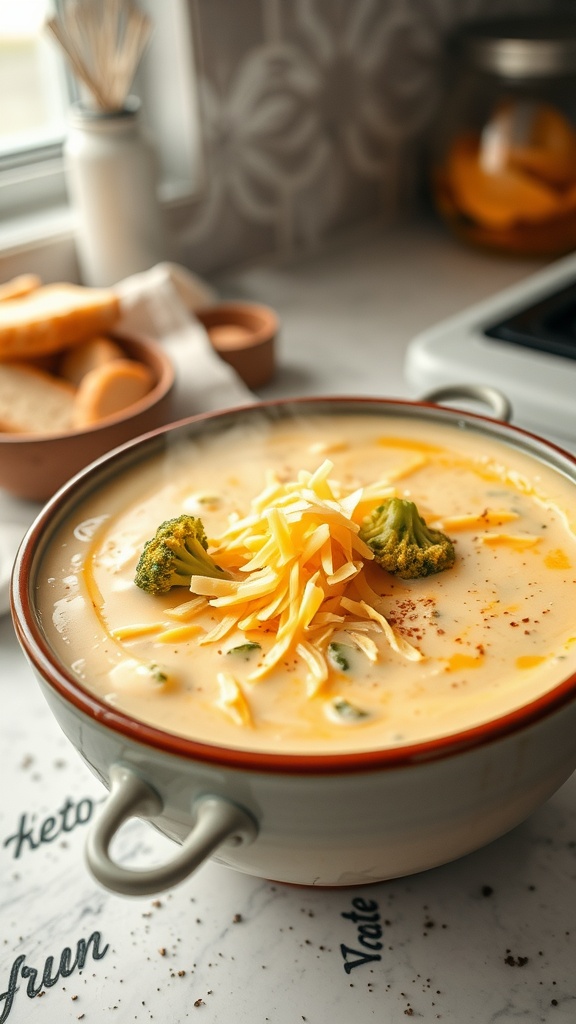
[46,0,152,112]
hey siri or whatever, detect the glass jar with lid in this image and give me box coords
[431,17,576,257]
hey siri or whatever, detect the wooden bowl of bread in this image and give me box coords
[0,274,174,502]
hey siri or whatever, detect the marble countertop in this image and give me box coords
[2,220,575,1024]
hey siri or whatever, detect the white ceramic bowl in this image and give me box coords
[11,393,576,896]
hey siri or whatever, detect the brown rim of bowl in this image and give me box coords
[0,332,174,443]
[11,395,576,776]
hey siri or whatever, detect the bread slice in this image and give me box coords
[73,358,155,428]
[59,335,124,386]
[0,362,76,435]
[0,273,42,302]
[0,283,120,361]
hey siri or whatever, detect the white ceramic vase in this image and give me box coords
[64,97,173,287]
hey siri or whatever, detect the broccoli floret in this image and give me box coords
[134,514,230,595]
[359,497,455,580]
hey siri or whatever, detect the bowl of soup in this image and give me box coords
[11,395,576,896]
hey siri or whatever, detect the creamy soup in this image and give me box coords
[37,411,576,754]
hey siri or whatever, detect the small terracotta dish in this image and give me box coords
[0,333,174,502]
[195,302,278,389]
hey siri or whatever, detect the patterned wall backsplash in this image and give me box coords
[179,0,558,274]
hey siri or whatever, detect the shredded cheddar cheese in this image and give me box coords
[165,596,209,621]
[544,548,572,569]
[478,533,541,549]
[216,672,252,725]
[155,623,204,644]
[186,460,421,689]
[112,622,165,641]
[437,509,520,531]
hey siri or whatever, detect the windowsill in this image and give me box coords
[0,204,79,282]
[0,186,199,284]
[2,204,75,252]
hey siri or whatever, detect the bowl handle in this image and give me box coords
[420,384,513,423]
[85,764,258,896]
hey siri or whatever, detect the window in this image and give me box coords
[0,0,204,262]
[0,0,70,219]
[0,0,68,161]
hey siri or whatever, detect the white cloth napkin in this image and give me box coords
[0,263,257,615]
[115,261,256,420]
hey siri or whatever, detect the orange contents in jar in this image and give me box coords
[434,101,576,256]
